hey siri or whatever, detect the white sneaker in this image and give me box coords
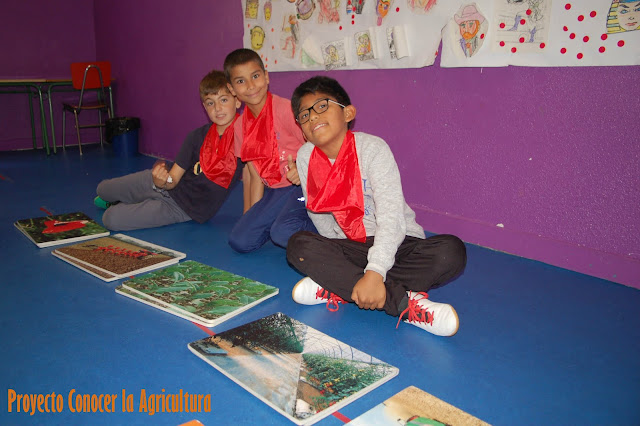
[292,277,346,312]
[397,291,459,337]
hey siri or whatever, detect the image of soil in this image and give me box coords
[55,252,115,278]
[55,246,170,275]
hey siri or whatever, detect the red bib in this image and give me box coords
[307,131,366,242]
[199,114,239,189]
[240,92,282,187]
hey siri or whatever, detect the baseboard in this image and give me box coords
[411,204,640,290]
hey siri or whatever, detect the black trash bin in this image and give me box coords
[106,117,140,157]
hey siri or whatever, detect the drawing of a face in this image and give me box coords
[459,20,479,40]
[326,45,339,62]
[297,0,316,20]
[250,26,265,50]
[617,0,640,31]
[264,1,272,21]
[377,0,392,18]
[245,0,259,19]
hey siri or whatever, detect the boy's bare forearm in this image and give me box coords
[242,165,251,213]
[247,161,265,207]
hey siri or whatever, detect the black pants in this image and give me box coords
[286,231,467,316]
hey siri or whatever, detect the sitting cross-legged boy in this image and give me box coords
[223,48,316,252]
[286,76,467,337]
[94,70,242,231]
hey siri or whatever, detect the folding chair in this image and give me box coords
[62,61,113,155]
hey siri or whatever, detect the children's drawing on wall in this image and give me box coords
[493,0,551,53]
[407,0,437,15]
[297,0,317,20]
[386,25,410,59]
[301,36,324,67]
[607,0,640,33]
[319,0,341,23]
[347,0,366,14]
[355,30,375,61]
[250,26,266,50]
[322,40,348,69]
[281,14,301,58]
[264,1,272,21]
[376,0,393,26]
[246,0,260,19]
[242,0,640,70]
[453,4,487,58]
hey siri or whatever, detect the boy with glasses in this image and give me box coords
[287,76,467,337]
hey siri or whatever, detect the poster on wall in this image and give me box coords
[440,0,640,67]
[241,0,640,70]
[241,0,448,71]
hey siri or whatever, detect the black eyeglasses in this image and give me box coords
[296,98,345,124]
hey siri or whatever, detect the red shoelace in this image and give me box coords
[316,287,347,312]
[396,292,434,329]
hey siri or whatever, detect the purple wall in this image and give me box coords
[8,1,640,288]
[0,2,97,151]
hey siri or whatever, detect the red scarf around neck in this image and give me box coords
[199,114,239,189]
[240,92,282,186]
[307,130,366,242]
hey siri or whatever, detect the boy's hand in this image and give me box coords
[351,271,386,310]
[286,155,300,186]
[151,161,171,188]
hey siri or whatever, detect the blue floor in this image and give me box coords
[1,146,639,426]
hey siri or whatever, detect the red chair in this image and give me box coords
[62,61,113,155]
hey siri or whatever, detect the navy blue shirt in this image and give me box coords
[168,124,242,223]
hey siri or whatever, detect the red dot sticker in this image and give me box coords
[500,41,505,47]
[561,47,567,54]
[520,19,526,25]
[578,15,584,22]
[526,9,532,15]
[511,47,517,53]
[519,37,525,43]
[577,53,583,59]
[563,26,568,31]
[590,11,597,18]
[396,7,399,12]
[500,22,506,29]
[540,43,546,49]
[480,33,485,39]
[565,3,572,10]
[570,33,576,39]
[599,46,606,53]
[339,26,343,30]
[583,36,589,42]
[601,33,608,40]
[618,40,625,47]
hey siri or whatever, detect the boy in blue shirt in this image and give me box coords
[95,70,242,230]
